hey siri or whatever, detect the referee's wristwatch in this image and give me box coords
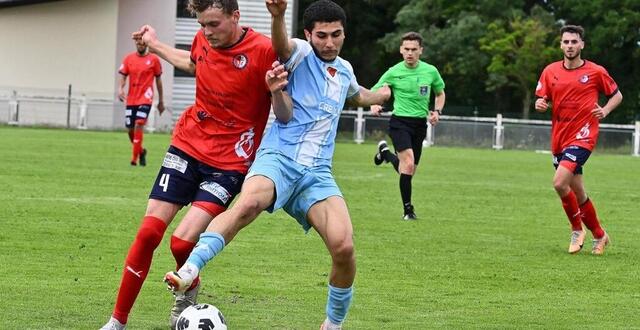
[433,109,442,115]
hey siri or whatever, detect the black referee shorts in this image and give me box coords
[388,115,427,165]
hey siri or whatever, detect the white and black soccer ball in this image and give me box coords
[175,303,227,330]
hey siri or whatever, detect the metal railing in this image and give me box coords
[345,108,640,156]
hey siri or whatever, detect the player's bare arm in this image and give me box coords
[266,0,295,62]
[347,85,391,108]
[133,25,195,75]
[155,76,165,115]
[118,74,127,102]
[591,90,623,119]
[429,90,445,125]
[266,61,292,123]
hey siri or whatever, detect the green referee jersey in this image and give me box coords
[372,60,445,118]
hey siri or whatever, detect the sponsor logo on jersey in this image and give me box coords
[233,54,248,69]
[235,128,255,159]
[576,123,590,139]
[319,102,339,114]
[579,75,589,84]
[199,181,231,204]
[197,110,209,121]
[144,87,153,100]
[162,152,188,173]
[565,153,577,162]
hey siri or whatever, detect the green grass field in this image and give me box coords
[1,126,639,329]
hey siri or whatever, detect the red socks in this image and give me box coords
[580,199,605,239]
[170,235,200,290]
[131,120,145,163]
[560,191,582,231]
[112,216,167,324]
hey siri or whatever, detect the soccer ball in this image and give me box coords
[175,303,227,330]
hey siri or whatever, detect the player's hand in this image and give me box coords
[429,110,440,126]
[132,25,157,49]
[266,61,288,92]
[157,101,165,115]
[265,0,287,17]
[591,102,608,119]
[370,104,383,116]
[118,88,125,102]
[535,96,549,112]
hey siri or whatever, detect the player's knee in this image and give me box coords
[234,199,262,223]
[553,179,570,195]
[135,119,146,126]
[330,239,355,265]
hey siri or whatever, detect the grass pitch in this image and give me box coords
[1,126,639,329]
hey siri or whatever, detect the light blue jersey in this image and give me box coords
[259,38,360,169]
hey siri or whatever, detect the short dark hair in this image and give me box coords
[401,31,423,47]
[303,0,346,32]
[560,25,585,40]
[187,0,238,16]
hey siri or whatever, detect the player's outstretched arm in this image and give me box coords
[133,25,195,75]
[347,85,391,108]
[266,0,295,62]
[266,61,293,123]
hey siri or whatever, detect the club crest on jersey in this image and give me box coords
[145,59,151,66]
[327,66,337,77]
[233,54,248,69]
[579,75,589,84]
[420,86,429,96]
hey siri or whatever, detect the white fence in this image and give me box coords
[345,108,640,156]
[2,90,638,157]
[0,87,173,132]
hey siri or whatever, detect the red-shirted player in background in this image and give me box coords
[535,25,623,255]
[101,1,276,329]
[118,39,165,167]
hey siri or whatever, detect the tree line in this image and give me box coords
[296,0,639,123]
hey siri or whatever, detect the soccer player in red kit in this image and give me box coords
[118,39,165,166]
[100,1,276,329]
[535,25,622,255]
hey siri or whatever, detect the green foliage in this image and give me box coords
[479,9,557,118]
[2,127,640,328]
[325,0,639,122]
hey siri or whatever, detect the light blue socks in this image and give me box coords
[185,232,225,270]
[326,284,353,325]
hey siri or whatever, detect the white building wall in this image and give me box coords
[0,0,119,94]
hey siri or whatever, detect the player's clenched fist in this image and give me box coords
[535,96,549,112]
[266,0,287,17]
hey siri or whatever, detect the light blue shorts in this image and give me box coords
[246,149,342,232]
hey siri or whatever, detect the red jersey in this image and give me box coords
[535,60,618,153]
[119,52,162,106]
[171,28,276,173]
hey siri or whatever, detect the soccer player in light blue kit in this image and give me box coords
[164,0,390,328]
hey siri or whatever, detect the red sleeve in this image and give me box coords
[596,66,619,97]
[153,56,162,76]
[535,66,550,99]
[118,56,129,75]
